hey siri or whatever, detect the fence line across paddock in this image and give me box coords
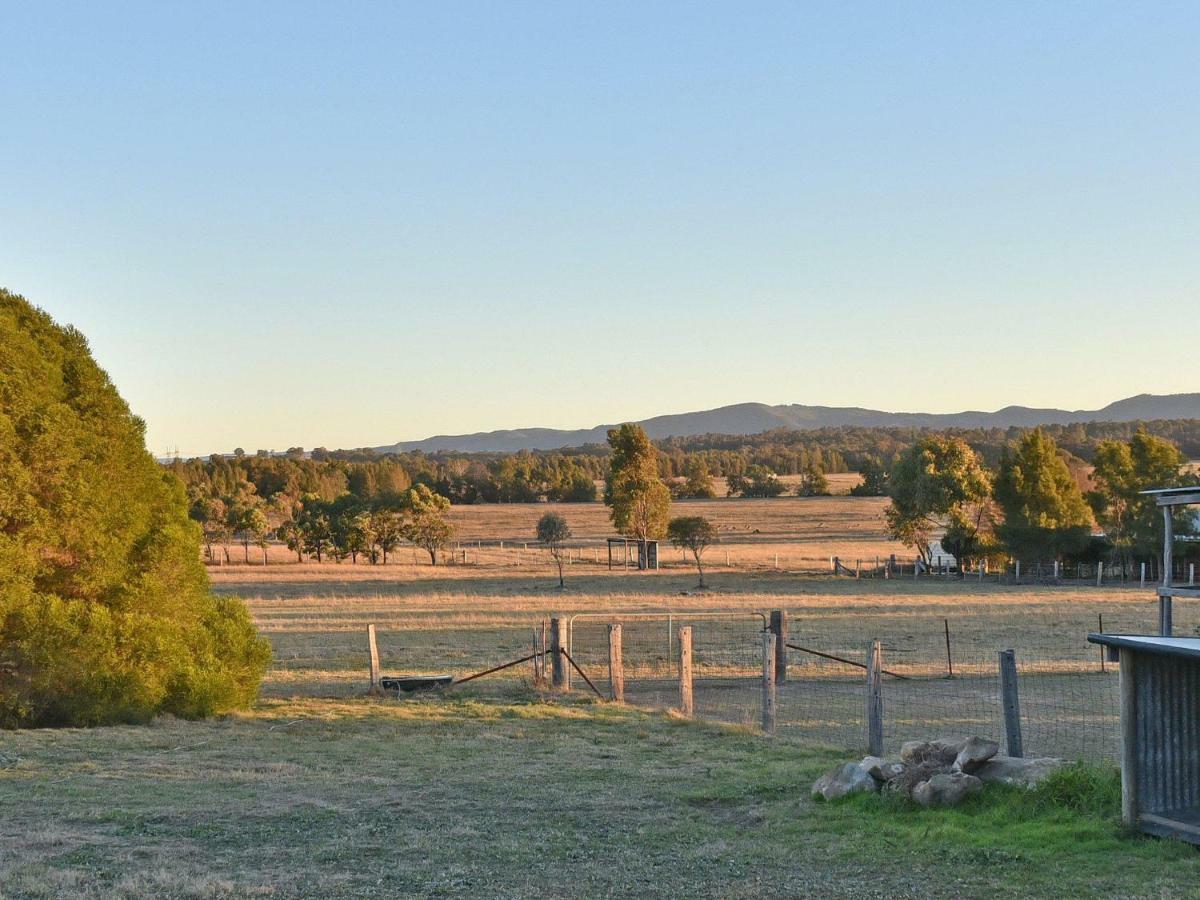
[321,596,1200,763]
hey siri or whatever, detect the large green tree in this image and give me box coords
[604,424,671,541]
[885,436,991,565]
[993,429,1093,559]
[1088,428,1191,561]
[0,290,270,727]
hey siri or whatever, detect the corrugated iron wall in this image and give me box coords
[1134,653,1200,815]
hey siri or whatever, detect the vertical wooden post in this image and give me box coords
[678,626,693,716]
[1096,561,1104,587]
[866,640,883,756]
[1015,560,1021,582]
[1098,614,1106,673]
[1053,559,1059,580]
[1140,562,1147,589]
[608,624,624,702]
[1161,507,1174,636]
[999,649,1023,758]
[550,617,569,690]
[1190,562,1196,586]
[761,632,777,734]
[1119,649,1139,825]
[943,619,954,678]
[532,627,541,685]
[769,610,787,684]
[367,624,381,694]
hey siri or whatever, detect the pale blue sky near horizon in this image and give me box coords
[2,2,1197,456]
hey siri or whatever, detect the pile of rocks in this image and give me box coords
[811,736,1064,808]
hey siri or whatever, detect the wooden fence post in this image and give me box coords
[608,623,624,702]
[532,627,543,687]
[761,632,777,734]
[770,610,788,684]
[866,640,883,756]
[678,626,693,716]
[550,616,569,691]
[999,649,1023,758]
[367,624,381,694]
[1096,561,1104,587]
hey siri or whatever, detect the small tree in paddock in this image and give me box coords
[667,516,718,588]
[402,484,454,565]
[682,457,717,499]
[536,512,572,588]
[371,508,404,564]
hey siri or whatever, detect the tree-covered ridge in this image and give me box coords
[0,289,269,727]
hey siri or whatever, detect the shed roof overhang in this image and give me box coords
[1087,633,1200,661]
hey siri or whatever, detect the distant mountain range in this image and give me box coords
[370,393,1200,454]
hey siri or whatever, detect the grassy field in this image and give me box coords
[3,691,1199,898]
[6,495,1199,898]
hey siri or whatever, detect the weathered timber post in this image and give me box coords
[866,640,883,756]
[769,610,788,684]
[1119,648,1138,824]
[608,624,624,702]
[999,649,1023,758]
[1015,560,1021,582]
[1140,561,1147,589]
[678,626,694,716]
[550,616,569,690]
[367,624,381,694]
[943,619,954,677]
[761,632,777,734]
[532,627,544,686]
[1161,507,1174,636]
[1096,561,1104,587]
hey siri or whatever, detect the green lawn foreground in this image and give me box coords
[0,690,1197,899]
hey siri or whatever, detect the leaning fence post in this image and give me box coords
[999,649,1023,758]
[678,626,694,716]
[866,640,883,756]
[770,610,788,684]
[761,632,777,734]
[550,616,569,691]
[608,623,624,702]
[367,624,381,694]
[532,627,541,686]
[943,619,954,678]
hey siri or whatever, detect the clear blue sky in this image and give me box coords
[3,2,1197,456]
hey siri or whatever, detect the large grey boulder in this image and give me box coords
[974,755,1064,788]
[861,755,906,782]
[952,737,999,774]
[900,738,964,767]
[811,762,879,801]
[911,772,983,808]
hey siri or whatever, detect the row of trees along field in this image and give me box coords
[884,427,1200,571]
[170,416,1200,568]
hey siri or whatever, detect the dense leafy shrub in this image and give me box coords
[0,290,270,727]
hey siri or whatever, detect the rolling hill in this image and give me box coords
[371,393,1200,454]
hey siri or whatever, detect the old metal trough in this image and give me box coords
[1087,633,1200,844]
[380,675,453,693]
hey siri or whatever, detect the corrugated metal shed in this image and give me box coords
[1087,633,1200,844]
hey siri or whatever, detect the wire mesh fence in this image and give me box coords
[254,591,1199,762]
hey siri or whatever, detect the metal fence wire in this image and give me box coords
[261,594,1198,762]
[561,600,1195,763]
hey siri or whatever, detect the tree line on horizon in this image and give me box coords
[166,417,1200,570]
